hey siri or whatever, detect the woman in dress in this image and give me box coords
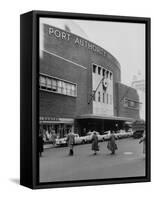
[91,131,99,155]
[107,131,118,155]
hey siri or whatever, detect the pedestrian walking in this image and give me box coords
[66,130,75,156]
[107,131,118,155]
[51,129,57,146]
[91,131,99,155]
[139,131,146,154]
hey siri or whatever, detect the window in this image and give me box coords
[98,91,101,102]
[103,93,105,103]
[98,66,101,75]
[65,83,69,95]
[51,79,57,91]
[107,93,109,104]
[57,81,62,93]
[71,84,76,96]
[123,98,139,109]
[110,94,112,104]
[93,64,97,73]
[46,78,52,89]
[110,72,112,80]
[92,90,95,101]
[40,76,46,89]
[129,101,135,107]
[103,69,106,77]
[39,74,77,97]
[61,82,66,94]
[124,98,128,107]
[106,71,109,78]
[67,83,72,96]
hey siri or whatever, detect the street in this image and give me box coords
[40,138,145,183]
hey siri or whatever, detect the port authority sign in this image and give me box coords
[48,26,106,56]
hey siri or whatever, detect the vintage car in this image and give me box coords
[132,120,145,139]
[55,133,88,146]
[55,137,67,146]
[74,134,87,144]
[102,131,111,141]
[83,131,104,143]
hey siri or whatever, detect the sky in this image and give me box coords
[40,18,145,86]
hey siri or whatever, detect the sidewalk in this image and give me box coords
[43,143,56,149]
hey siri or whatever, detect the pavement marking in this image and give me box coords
[123,152,134,155]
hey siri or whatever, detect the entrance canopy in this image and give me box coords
[76,114,135,122]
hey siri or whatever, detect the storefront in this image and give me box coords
[40,117,74,138]
[75,114,134,136]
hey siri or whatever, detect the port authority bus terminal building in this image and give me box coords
[39,22,140,137]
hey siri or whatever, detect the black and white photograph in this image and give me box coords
[38,16,148,184]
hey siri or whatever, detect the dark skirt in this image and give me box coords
[92,141,99,151]
[107,141,117,152]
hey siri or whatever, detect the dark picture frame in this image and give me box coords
[20,10,151,189]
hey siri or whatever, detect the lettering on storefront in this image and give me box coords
[40,117,60,121]
[48,27,106,56]
[40,117,74,123]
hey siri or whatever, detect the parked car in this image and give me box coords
[83,131,104,143]
[102,131,111,141]
[74,134,86,144]
[132,120,145,139]
[55,137,67,146]
[126,130,133,137]
[115,132,127,139]
[133,130,144,139]
[55,133,87,146]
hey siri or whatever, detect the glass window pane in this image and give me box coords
[98,67,101,75]
[93,64,97,73]
[62,82,66,94]
[51,79,57,91]
[46,78,51,89]
[68,83,71,96]
[103,93,105,103]
[58,80,62,93]
[110,94,112,104]
[66,83,69,95]
[40,76,46,86]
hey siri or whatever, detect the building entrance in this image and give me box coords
[75,118,126,136]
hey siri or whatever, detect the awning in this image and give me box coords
[40,121,74,124]
[76,114,135,122]
[40,118,74,124]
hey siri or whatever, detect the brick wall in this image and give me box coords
[116,82,140,119]
[39,90,76,118]
[40,52,91,117]
[39,23,122,119]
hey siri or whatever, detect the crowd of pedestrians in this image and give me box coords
[39,127,146,157]
[38,127,57,157]
[66,129,146,157]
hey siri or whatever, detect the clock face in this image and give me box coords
[103,78,108,89]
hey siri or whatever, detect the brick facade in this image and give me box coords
[39,23,140,134]
[116,83,140,119]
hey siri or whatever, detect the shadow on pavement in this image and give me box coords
[9,178,20,185]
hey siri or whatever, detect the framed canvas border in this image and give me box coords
[20,10,151,189]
